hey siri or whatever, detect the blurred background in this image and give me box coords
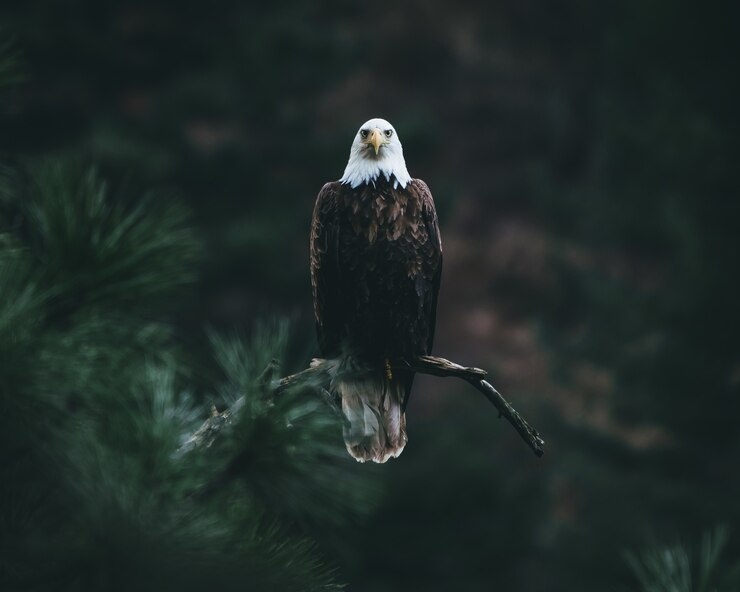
[1,1,739,591]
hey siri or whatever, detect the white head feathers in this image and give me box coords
[339,118,411,189]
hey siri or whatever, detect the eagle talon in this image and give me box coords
[385,358,393,381]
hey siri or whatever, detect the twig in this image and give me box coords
[178,398,243,455]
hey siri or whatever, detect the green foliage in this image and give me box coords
[0,162,370,591]
[3,162,200,316]
[0,233,40,347]
[625,527,740,592]
[208,327,377,533]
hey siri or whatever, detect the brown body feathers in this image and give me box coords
[310,176,442,462]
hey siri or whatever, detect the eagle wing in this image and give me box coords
[411,178,443,354]
[310,182,343,357]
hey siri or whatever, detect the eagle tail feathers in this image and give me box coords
[331,356,407,463]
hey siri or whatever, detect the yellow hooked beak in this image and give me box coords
[367,127,384,155]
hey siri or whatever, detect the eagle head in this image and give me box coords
[339,118,411,190]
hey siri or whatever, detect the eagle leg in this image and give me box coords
[384,358,393,381]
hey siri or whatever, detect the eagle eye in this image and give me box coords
[360,129,369,139]
[384,129,393,138]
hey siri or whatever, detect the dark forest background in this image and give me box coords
[1,1,739,591]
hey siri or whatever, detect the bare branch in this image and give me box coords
[183,354,545,458]
[402,356,544,457]
[178,397,244,455]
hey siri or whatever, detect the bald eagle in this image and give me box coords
[310,118,443,463]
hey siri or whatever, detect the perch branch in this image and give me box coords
[274,355,545,457]
[182,355,545,458]
[397,355,544,457]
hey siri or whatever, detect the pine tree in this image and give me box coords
[0,156,373,590]
[625,527,740,592]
